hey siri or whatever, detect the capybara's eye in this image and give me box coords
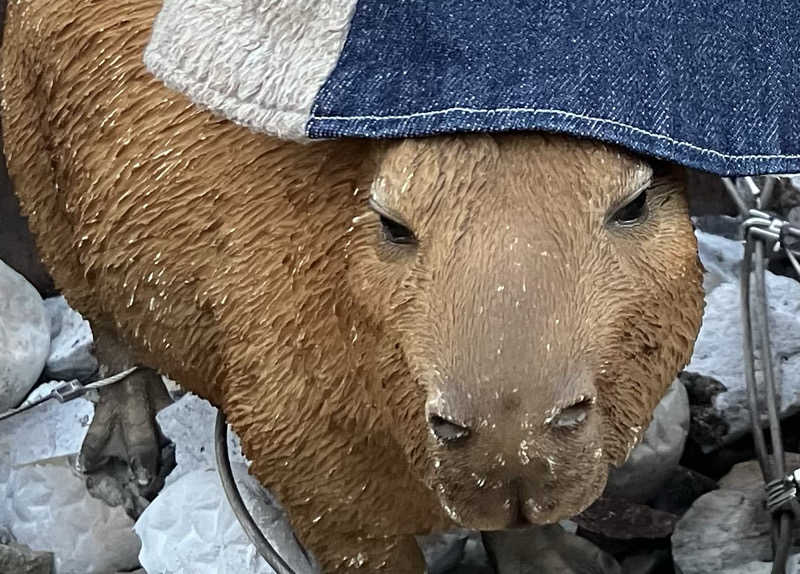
[610,189,648,226]
[369,198,417,245]
[379,214,416,244]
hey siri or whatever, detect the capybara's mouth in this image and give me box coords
[431,462,607,531]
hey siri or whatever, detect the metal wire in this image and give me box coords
[0,367,139,422]
[214,410,297,574]
[725,177,796,574]
[740,238,771,479]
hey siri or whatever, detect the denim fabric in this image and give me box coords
[307,0,800,176]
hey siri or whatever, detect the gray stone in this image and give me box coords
[0,542,54,574]
[418,532,469,574]
[605,380,690,503]
[719,556,800,574]
[672,455,800,574]
[43,296,98,382]
[483,525,622,574]
[0,456,141,574]
[0,259,50,412]
[790,206,800,227]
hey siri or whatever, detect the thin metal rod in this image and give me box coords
[214,410,297,574]
[0,395,52,422]
[0,367,139,422]
[786,246,800,278]
[722,178,750,215]
[772,512,792,574]
[754,241,785,481]
[741,238,771,478]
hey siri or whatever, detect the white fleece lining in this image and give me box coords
[144,0,358,140]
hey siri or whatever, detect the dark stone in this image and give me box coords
[0,123,55,297]
[678,371,730,450]
[620,549,674,574]
[773,179,800,215]
[573,496,678,540]
[0,542,54,574]
[691,215,741,240]
[648,466,718,517]
[685,170,738,217]
[442,535,493,574]
[679,371,726,406]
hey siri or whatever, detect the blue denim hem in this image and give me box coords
[305,0,800,177]
[307,108,800,177]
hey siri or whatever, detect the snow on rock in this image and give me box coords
[43,296,98,382]
[687,231,800,449]
[0,260,50,412]
[0,456,140,574]
[135,465,317,574]
[605,380,690,503]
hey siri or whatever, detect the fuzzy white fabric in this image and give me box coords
[144,0,358,140]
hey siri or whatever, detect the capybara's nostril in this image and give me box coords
[429,414,471,443]
[551,396,595,428]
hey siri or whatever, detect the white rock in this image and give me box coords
[0,260,50,412]
[0,456,140,574]
[135,465,317,574]
[687,274,800,447]
[605,380,690,502]
[156,392,246,486]
[695,229,743,295]
[43,296,98,382]
[0,390,93,466]
[139,393,315,572]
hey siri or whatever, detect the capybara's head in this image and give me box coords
[346,133,704,529]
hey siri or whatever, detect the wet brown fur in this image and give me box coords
[1,0,705,571]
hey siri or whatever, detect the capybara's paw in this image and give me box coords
[79,368,173,498]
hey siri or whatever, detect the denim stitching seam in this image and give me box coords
[309,106,800,161]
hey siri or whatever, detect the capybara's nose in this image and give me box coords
[548,395,595,429]
[428,413,471,443]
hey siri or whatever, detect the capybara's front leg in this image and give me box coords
[310,533,425,574]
